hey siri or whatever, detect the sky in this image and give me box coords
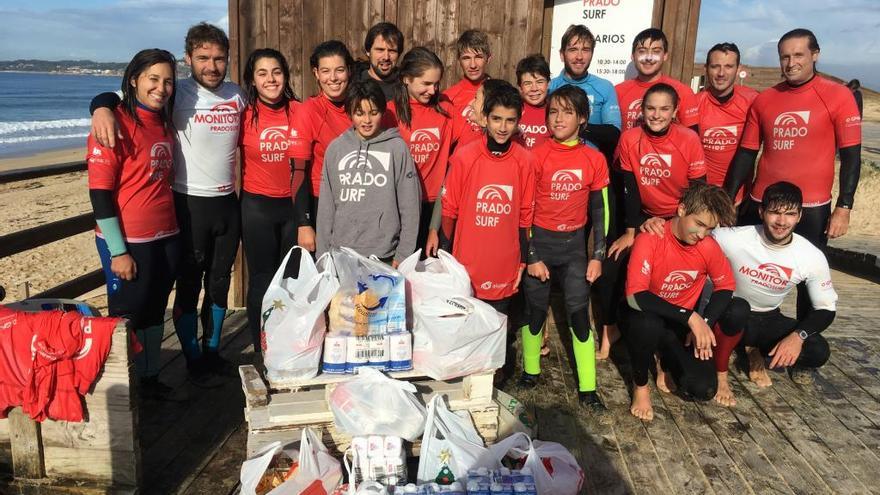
[0,0,877,89]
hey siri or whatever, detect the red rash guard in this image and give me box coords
[444,78,484,148]
[740,75,862,206]
[516,102,550,150]
[625,221,735,309]
[696,86,758,202]
[240,99,301,198]
[288,95,352,196]
[531,139,609,231]
[617,123,707,218]
[616,75,700,131]
[383,98,455,201]
[442,138,536,300]
[87,106,177,242]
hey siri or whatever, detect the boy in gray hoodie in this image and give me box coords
[316,79,421,265]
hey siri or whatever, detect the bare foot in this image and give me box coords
[747,347,772,388]
[596,324,620,360]
[630,385,654,421]
[713,371,737,407]
[655,356,677,393]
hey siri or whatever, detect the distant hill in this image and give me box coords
[692,64,877,97]
[0,59,191,77]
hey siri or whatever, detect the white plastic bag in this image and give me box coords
[482,432,584,495]
[494,388,536,439]
[412,296,507,380]
[398,249,472,306]
[417,395,488,485]
[329,367,427,441]
[261,247,340,381]
[271,427,343,495]
[328,247,406,335]
[240,441,285,495]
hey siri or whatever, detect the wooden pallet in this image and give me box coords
[239,365,499,458]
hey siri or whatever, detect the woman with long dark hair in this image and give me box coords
[86,48,179,399]
[238,48,301,351]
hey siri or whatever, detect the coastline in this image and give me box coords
[0,70,120,77]
[0,146,86,172]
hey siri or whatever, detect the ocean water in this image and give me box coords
[0,72,121,159]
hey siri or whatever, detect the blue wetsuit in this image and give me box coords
[549,72,621,129]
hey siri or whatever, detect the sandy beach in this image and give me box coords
[1,95,878,312]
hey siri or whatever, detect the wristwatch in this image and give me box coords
[797,330,809,340]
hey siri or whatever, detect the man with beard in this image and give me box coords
[696,43,758,205]
[89,23,245,383]
[356,22,403,100]
[711,182,837,406]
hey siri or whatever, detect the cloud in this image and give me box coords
[0,1,227,62]
[697,0,880,87]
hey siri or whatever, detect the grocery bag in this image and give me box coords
[328,247,406,335]
[273,428,343,495]
[328,367,426,441]
[482,432,584,495]
[494,388,536,438]
[262,247,340,381]
[417,395,489,485]
[412,296,506,380]
[397,249,472,306]
[240,441,286,495]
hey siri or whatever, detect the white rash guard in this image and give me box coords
[712,225,838,313]
[172,78,246,197]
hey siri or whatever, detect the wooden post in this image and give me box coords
[9,408,45,480]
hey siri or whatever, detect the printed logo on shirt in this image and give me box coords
[660,269,698,299]
[92,147,102,156]
[739,262,794,291]
[638,153,673,187]
[518,123,548,149]
[149,141,173,181]
[771,111,809,151]
[73,317,93,361]
[480,280,510,292]
[820,279,833,289]
[702,126,739,150]
[641,259,651,276]
[626,98,643,128]
[475,184,513,227]
[193,100,241,133]
[0,314,15,331]
[550,169,584,201]
[338,149,391,201]
[409,128,441,164]
[259,125,290,162]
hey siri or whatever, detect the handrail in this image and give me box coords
[0,212,95,259]
[0,160,87,184]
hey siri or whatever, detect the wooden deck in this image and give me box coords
[2,267,879,494]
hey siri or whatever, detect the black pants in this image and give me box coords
[241,190,298,350]
[620,297,749,400]
[739,200,831,320]
[742,309,831,369]
[172,192,241,342]
[523,227,591,341]
[416,200,435,258]
[97,235,180,329]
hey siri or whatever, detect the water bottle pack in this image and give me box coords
[323,332,413,374]
[350,435,408,487]
[464,467,537,495]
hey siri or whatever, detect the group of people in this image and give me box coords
[86,19,861,421]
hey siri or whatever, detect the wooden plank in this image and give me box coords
[769,368,880,491]
[239,365,269,409]
[436,0,459,90]
[738,370,870,493]
[0,161,86,185]
[540,0,553,60]
[31,269,104,300]
[480,0,506,80]
[279,0,304,99]
[9,408,45,479]
[828,339,880,400]
[180,423,247,495]
[725,374,831,494]
[820,358,880,428]
[300,0,324,98]
[0,213,94,258]
[810,365,880,450]
[228,0,241,85]
[396,0,415,53]
[693,400,792,494]
[500,0,530,81]
[265,0,280,49]
[43,445,137,488]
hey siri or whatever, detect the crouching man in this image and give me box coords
[621,183,748,420]
[711,181,836,404]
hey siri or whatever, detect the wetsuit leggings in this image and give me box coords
[739,308,830,368]
[97,235,180,328]
[172,192,241,346]
[523,227,597,391]
[619,297,749,400]
[481,295,527,380]
[241,190,298,351]
[739,200,831,320]
[416,201,434,258]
